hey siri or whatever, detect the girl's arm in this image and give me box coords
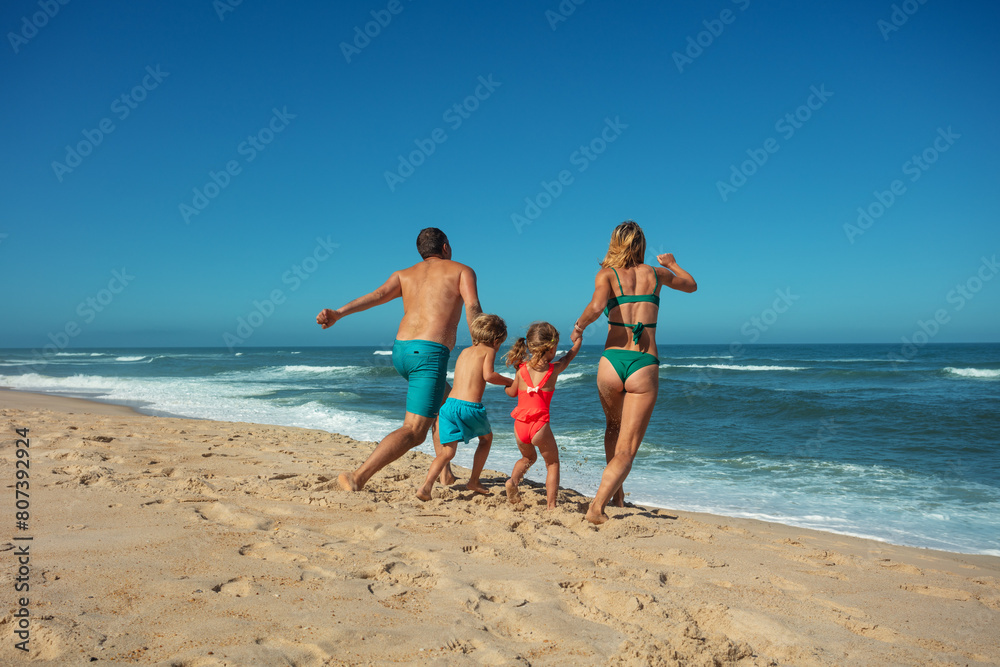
[571,270,611,342]
[553,335,582,374]
[482,348,513,387]
[656,254,697,293]
[504,370,519,397]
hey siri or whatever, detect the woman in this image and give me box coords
[571,221,697,524]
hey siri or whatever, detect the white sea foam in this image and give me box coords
[944,367,1000,379]
[115,356,147,362]
[373,350,392,356]
[660,364,808,372]
[0,372,397,444]
[279,365,345,374]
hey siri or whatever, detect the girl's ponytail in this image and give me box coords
[505,337,528,368]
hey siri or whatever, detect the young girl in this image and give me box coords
[504,322,581,509]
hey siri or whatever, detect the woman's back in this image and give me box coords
[603,264,661,353]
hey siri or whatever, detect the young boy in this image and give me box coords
[416,314,513,501]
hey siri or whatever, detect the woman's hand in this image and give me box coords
[657,253,677,267]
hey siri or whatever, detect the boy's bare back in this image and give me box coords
[449,344,501,403]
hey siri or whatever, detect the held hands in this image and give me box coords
[570,326,583,344]
[316,309,340,329]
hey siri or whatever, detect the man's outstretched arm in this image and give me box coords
[317,272,403,329]
[458,266,483,337]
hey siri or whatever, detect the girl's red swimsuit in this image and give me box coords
[510,363,554,443]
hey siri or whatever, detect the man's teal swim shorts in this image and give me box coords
[391,339,450,418]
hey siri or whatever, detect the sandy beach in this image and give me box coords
[1,389,998,666]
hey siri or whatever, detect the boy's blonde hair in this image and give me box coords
[471,313,507,346]
[506,321,559,369]
[601,220,646,269]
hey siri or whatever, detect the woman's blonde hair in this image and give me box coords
[470,313,507,346]
[601,220,646,269]
[505,321,559,369]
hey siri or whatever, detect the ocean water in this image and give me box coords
[2,344,998,556]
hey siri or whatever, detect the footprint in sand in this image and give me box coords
[900,583,971,601]
[877,559,923,576]
[239,543,306,562]
[213,576,266,597]
[196,503,274,531]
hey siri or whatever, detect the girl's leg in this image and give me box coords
[531,424,560,509]
[586,365,659,524]
[506,433,537,504]
[597,356,626,507]
[417,441,457,501]
[467,433,493,495]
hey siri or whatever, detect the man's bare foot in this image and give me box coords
[505,479,520,504]
[466,481,492,496]
[416,487,432,502]
[338,472,360,492]
[439,469,457,485]
[585,505,609,525]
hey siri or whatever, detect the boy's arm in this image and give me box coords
[483,348,513,387]
[317,272,403,329]
[553,335,583,373]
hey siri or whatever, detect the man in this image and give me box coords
[316,228,482,491]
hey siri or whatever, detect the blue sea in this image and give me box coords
[2,344,998,556]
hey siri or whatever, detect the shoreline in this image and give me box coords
[2,387,998,664]
[3,387,996,559]
[3,387,995,559]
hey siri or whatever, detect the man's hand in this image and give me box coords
[570,327,583,343]
[316,309,340,329]
[657,253,677,267]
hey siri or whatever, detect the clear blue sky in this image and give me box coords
[2,0,998,350]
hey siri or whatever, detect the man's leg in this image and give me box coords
[339,411,435,491]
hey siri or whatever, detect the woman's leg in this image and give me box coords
[597,356,626,506]
[531,424,561,509]
[587,364,659,524]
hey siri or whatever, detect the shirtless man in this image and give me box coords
[316,228,482,492]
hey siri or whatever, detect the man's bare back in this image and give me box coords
[395,258,480,349]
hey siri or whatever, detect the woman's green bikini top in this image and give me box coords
[604,266,660,344]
